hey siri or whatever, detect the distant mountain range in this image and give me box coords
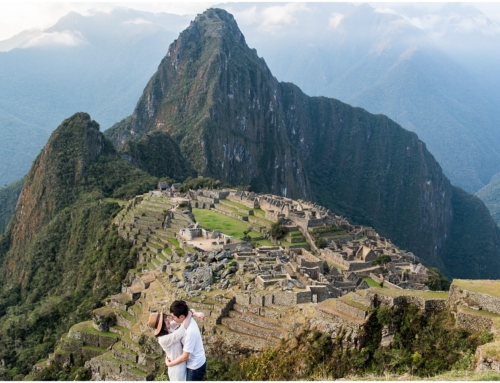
[2,3,500,215]
[0,8,190,186]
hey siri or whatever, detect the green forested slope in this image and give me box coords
[0,113,158,380]
[0,178,23,234]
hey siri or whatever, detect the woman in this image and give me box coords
[148,309,205,381]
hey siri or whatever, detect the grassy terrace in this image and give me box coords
[250,215,274,225]
[215,203,248,217]
[340,293,372,311]
[363,277,382,288]
[458,305,500,328]
[192,208,260,238]
[82,346,107,353]
[167,237,181,248]
[70,321,118,338]
[325,260,347,271]
[220,199,252,211]
[453,279,500,298]
[252,239,274,247]
[254,208,266,217]
[480,341,500,361]
[369,288,449,300]
[281,239,309,247]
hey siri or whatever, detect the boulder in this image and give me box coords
[215,251,232,262]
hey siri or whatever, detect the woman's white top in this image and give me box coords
[158,324,186,381]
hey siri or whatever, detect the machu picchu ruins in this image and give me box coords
[32,186,500,380]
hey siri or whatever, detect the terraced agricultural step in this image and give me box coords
[116,309,136,329]
[58,333,83,352]
[213,323,279,351]
[109,325,129,337]
[128,302,143,320]
[86,351,154,381]
[68,321,120,349]
[108,293,133,311]
[227,310,285,332]
[112,341,138,363]
[121,333,144,355]
[351,290,374,308]
[147,236,165,248]
[316,299,367,325]
[221,317,285,341]
[336,293,372,320]
[81,346,108,361]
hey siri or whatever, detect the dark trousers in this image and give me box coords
[186,361,207,381]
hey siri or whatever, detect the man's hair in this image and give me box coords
[170,300,189,317]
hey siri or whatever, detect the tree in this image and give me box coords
[270,219,287,240]
[371,254,392,279]
[371,254,392,267]
[242,229,251,242]
[315,237,327,249]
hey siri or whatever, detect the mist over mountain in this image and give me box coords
[0,8,190,186]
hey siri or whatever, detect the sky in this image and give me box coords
[1,1,500,41]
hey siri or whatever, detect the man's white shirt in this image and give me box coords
[183,318,206,369]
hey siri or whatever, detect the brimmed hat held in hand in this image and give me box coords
[148,312,164,336]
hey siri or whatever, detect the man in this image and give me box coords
[166,300,207,381]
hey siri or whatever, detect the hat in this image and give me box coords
[148,312,164,336]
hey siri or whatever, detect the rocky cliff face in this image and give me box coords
[7,113,104,284]
[106,8,500,278]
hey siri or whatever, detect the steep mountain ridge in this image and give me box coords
[229,2,500,193]
[106,8,500,278]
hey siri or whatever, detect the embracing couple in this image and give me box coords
[148,300,207,381]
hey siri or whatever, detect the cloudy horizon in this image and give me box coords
[1,1,500,42]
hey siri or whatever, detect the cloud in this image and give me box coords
[328,12,345,29]
[260,3,309,31]
[228,3,310,32]
[22,30,87,48]
[373,4,500,36]
[374,8,399,16]
[123,18,153,26]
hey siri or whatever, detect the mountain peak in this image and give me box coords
[192,8,244,39]
[166,8,246,62]
[11,113,105,243]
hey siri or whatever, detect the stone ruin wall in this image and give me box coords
[456,310,495,333]
[362,290,448,313]
[234,289,313,307]
[335,300,369,320]
[321,248,350,269]
[311,306,366,348]
[227,193,258,208]
[449,284,500,315]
